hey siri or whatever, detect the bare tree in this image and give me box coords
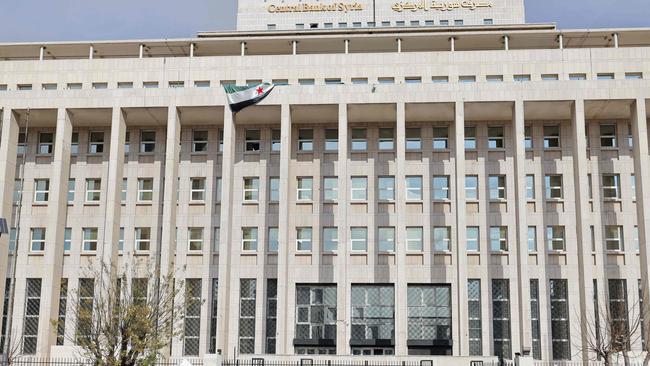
[1,329,26,365]
[53,261,201,366]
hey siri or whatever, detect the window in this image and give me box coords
[406,128,421,150]
[18,84,32,91]
[432,127,448,149]
[628,124,634,148]
[396,21,405,27]
[298,129,314,151]
[378,77,395,84]
[604,226,624,251]
[487,75,503,83]
[433,227,451,251]
[524,126,533,149]
[350,227,367,251]
[325,78,342,85]
[546,226,566,251]
[296,227,312,251]
[549,279,571,360]
[528,226,537,252]
[468,279,482,356]
[466,175,478,200]
[30,228,46,252]
[492,279,511,360]
[465,126,477,149]
[325,129,338,150]
[117,82,133,89]
[124,132,130,155]
[13,179,22,204]
[405,76,421,84]
[190,178,205,201]
[489,175,506,199]
[297,177,313,201]
[245,129,260,151]
[381,21,391,26]
[351,128,367,151]
[545,175,563,199]
[242,228,258,251]
[488,126,504,149]
[376,227,395,252]
[323,227,338,252]
[525,175,535,200]
[514,74,531,82]
[188,228,203,252]
[483,18,494,25]
[22,278,42,355]
[351,78,368,85]
[569,73,587,81]
[137,178,153,202]
[433,176,450,200]
[243,177,260,202]
[490,227,508,251]
[542,74,559,81]
[85,178,101,202]
[82,228,98,252]
[588,174,593,199]
[351,285,394,349]
[295,285,337,344]
[139,130,156,153]
[92,82,108,89]
[454,19,464,25]
[17,132,26,156]
[56,278,68,346]
[269,177,280,202]
[62,228,71,252]
[238,279,257,354]
[405,176,422,201]
[597,73,614,80]
[323,177,338,202]
[323,22,333,28]
[88,132,105,154]
[169,81,184,88]
[298,79,315,86]
[467,227,479,251]
[271,129,281,151]
[432,76,449,83]
[135,227,151,252]
[212,227,220,253]
[218,130,224,152]
[350,177,367,201]
[268,227,278,252]
[407,285,451,342]
[634,226,640,251]
[192,130,208,153]
[625,72,643,80]
[38,132,54,154]
[543,126,560,148]
[608,279,629,352]
[600,124,617,147]
[121,178,127,202]
[459,75,476,83]
[143,81,158,88]
[602,174,621,199]
[34,179,49,203]
[405,227,423,251]
[378,128,394,150]
[119,228,124,252]
[71,132,79,155]
[42,83,57,90]
[378,176,395,201]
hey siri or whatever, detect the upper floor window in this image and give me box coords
[433,227,450,251]
[135,227,151,252]
[378,128,394,150]
[243,177,260,202]
[245,129,261,151]
[467,227,479,251]
[17,132,26,156]
[432,127,448,149]
[323,177,338,202]
[323,227,338,252]
[296,227,312,252]
[71,132,79,155]
[31,228,46,252]
[600,124,617,148]
[406,176,423,201]
[297,177,313,201]
[527,226,537,252]
[569,73,587,81]
[269,177,280,202]
[543,126,560,148]
[465,175,478,200]
[38,132,54,155]
[625,72,643,80]
[378,176,395,202]
[271,129,281,152]
[546,226,566,251]
[192,130,208,153]
[524,126,533,149]
[604,226,624,251]
[459,75,476,83]
[89,131,105,154]
[83,228,99,252]
[545,175,563,199]
[351,177,368,201]
[406,128,421,150]
[190,178,206,202]
[350,227,368,251]
[137,178,154,202]
[602,174,621,199]
[242,227,258,251]
[490,227,508,251]
[489,175,506,200]
[85,178,101,202]
[488,126,504,149]
[188,227,204,252]
[140,131,156,153]
[267,227,278,252]
[465,127,476,149]
[513,74,531,82]
[525,175,535,200]
[351,128,367,151]
[325,129,338,150]
[407,227,424,251]
[432,176,450,200]
[34,179,50,203]
[378,227,395,252]
[298,129,314,151]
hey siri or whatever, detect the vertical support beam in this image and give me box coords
[216,108,236,356]
[512,100,531,355]
[344,39,350,54]
[39,46,45,61]
[395,102,407,355]
[454,101,468,355]
[190,43,195,58]
[292,41,297,55]
[613,33,619,48]
[450,37,456,52]
[397,38,402,53]
[336,104,349,355]
[139,44,144,59]
[504,35,510,51]
[571,99,595,361]
[276,104,292,354]
[88,45,94,60]
[38,108,72,356]
[558,34,564,50]
[240,42,246,56]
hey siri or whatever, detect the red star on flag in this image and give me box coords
[256,86,263,95]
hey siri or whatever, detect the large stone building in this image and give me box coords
[1,0,650,362]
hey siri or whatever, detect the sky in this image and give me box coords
[0,0,648,42]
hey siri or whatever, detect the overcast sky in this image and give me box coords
[0,0,648,42]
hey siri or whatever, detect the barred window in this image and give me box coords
[468,279,482,356]
[351,285,394,344]
[0,279,10,350]
[407,285,451,341]
[76,278,94,344]
[608,279,629,350]
[550,279,571,359]
[239,279,257,354]
[266,279,278,354]
[492,279,511,360]
[209,279,219,354]
[378,176,395,201]
[530,279,541,360]
[184,279,202,356]
[295,285,337,343]
[23,278,42,354]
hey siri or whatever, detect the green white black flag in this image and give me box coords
[224,83,275,113]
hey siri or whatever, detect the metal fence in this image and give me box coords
[222,360,496,366]
[0,358,204,366]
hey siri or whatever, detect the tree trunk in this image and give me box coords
[623,348,631,366]
[644,351,650,366]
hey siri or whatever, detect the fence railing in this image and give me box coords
[0,358,204,366]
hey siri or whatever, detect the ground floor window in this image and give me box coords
[295,347,336,355]
[351,285,394,354]
[351,347,394,355]
[492,279,511,360]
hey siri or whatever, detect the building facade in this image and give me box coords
[1,1,650,363]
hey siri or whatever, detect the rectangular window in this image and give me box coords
[602,174,621,199]
[378,128,394,150]
[143,81,158,88]
[34,179,50,203]
[528,226,537,252]
[271,129,281,152]
[169,81,184,88]
[30,228,46,252]
[405,227,423,252]
[406,128,421,150]
[350,177,367,201]
[269,177,280,202]
[492,279,511,360]
[140,130,156,153]
[323,227,338,252]
[626,72,643,79]
[71,132,79,155]
[216,178,222,203]
[267,227,278,252]
[38,132,54,155]
[56,278,68,346]
[459,75,475,83]
[184,279,201,356]
[119,228,124,252]
[135,227,151,252]
[608,279,629,351]
[13,179,22,204]
[489,175,506,199]
[188,227,204,252]
[432,76,449,83]
[8,228,17,253]
[245,129,261,152]
[378,176,395,201]
[487,75,503,83]
[569,73,587,81]
[514,74,531,82]
[351,128,367,151]
[137,178,153,202]
[85,179,101,202]
[61,227,71,252]
[378,227,395,252]
[88,131,105,154]
[407,285,451,341]
[243,177,260,202]
[351,285,394,348]
[190,178,205,202]
[545,175,563,199]
[351,78,368,85]
[323,177,338,202]
[124,132,130,155]
[82,227,98,252]
[488,126,504,149]
[298,79,315,85]
[524,126,533,149]
[295,285,337,345]
[209,279,219,353]
[118,82,133,89]
[530,279,541,359]
[76,278,94,343]
[467,227,479,251]
[296,227,312,251]
[121,178,127,202]
[604,226,624,251]
[405,176,422,201]
[297,177,313,201]
[350,227,368,251]
[239,279,257,354]
[466,175,478,200]
[325,129,338,150]
[546,226,566,251]
[433,226,451,251]
[543,126,560,148]
[242,227,258,251]
[433,176,450,200]
[265,279,278,354]
[525,175,535,200]
[465,126,477,149]
[490,227,508,251]
[468,279,482,356]
[600,124,617,147]
[192,130,208,153]
[218,130,224,152]
[634,226,640,251]
[432,127,449,149]
[17,132,26,156]
[378,77,394,84]
[298,129,314,151]
[22,278,42,355]
[67,179,75,203]
[549,279,571,359]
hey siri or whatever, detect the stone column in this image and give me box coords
[39,108,72,355]
[336,104,350,355]
[395,102,407,355]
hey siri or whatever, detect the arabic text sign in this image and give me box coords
[391,1,494,12]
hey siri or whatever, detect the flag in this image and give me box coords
[224,83,275,113]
